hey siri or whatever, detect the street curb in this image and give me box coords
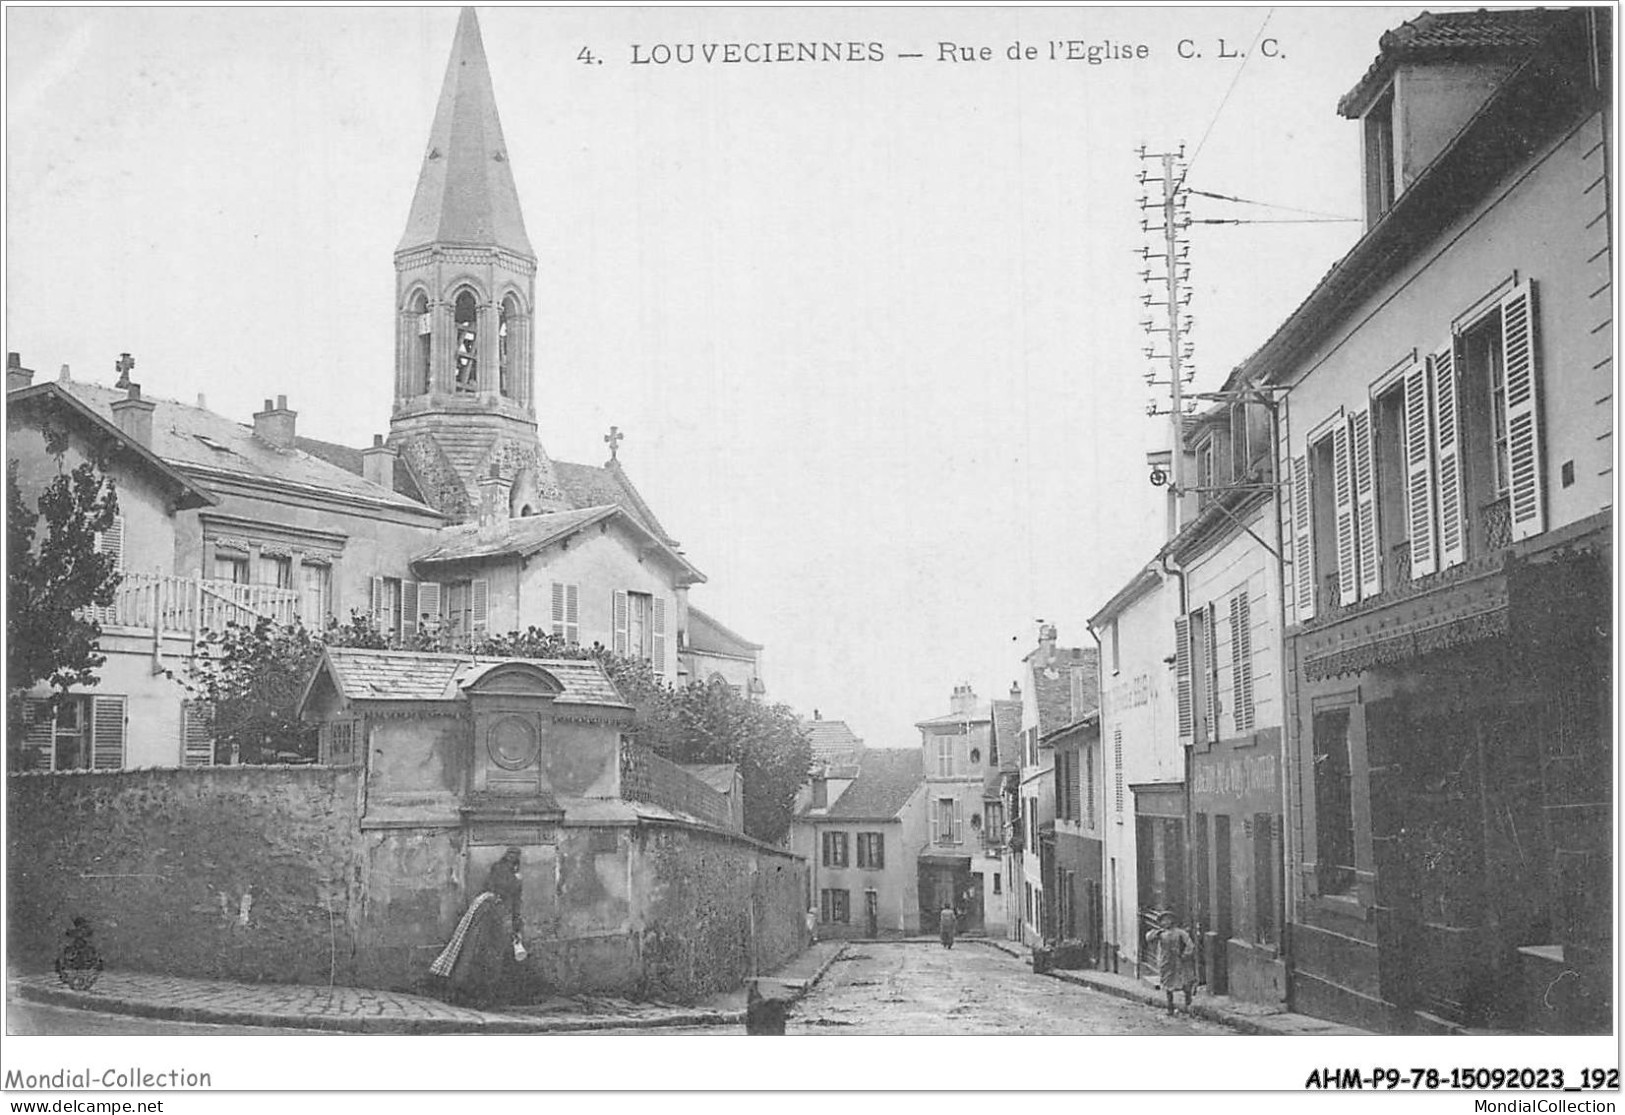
[1042,969,1281,1036]
[11,980,744,1035]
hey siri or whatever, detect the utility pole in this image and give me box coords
[1137,146,1194,531]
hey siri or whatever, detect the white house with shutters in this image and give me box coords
[1247,8,1612,1032]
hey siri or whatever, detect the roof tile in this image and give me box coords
[825,749,924,821]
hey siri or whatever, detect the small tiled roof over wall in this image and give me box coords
[320,648,627,706]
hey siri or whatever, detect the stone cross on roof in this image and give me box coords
[114,353,135,389]
[604,425,624,462]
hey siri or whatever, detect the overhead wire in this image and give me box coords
[1177,8,1276,191]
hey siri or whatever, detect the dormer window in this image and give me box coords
[1364,86,1397,224]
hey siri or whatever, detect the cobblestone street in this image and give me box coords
[788,942,1231,1035]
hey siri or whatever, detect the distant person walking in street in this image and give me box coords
[1145,909,1196,1014]
[430,846,524,1008]
[938,903,958,949]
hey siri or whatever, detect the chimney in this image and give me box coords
[949,683,976,717]
[362,434,397,491]
[111,382,157,448]
[1038,623,1058,649]
[813,709,822,721]
[58,363,71,382]
[7,353,34,391]
[1009,681,1021,702]
[253,395,297,449]
[477,463,513,527]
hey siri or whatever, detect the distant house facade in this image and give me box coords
[1091,569,1181,977]
[989,688,1025,940]
[1047,710,1103,961]
[790,748,925,938]
[1016,629,1097,946]
[915,686,1002,936]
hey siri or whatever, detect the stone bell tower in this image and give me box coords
[388,7,570,522]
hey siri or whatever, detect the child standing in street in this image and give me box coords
[1145,910,1196,1014]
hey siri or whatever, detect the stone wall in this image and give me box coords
[9,769,811,1002]
[635,823,808,1002]
[7,767,361,985]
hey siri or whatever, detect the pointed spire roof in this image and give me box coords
[398,8,533,257]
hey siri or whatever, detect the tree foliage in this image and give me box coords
[7,449,121,770]
[183,617,326,765]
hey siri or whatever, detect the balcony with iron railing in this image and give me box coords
[91,571,302,639]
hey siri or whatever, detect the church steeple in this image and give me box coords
[398,7,532,257]
[388,7,566,523]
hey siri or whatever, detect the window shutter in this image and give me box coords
[1403,363,1438,577]
[1230,592,1254,732]
[1351,409,1382,598]
[1174,614,1193,741]
[369,576,385,625]
[417,582,441,634]
[1333,421,1359,606]
[1431,340,1466,569]
[953,801,963,845]
[564,584,579,643]
[91,695,125,770]
[90,514,126,623]
[23,699,54,768]
[1205,602,1220,738]
[97,514,126,570]
[652,596,666,674]
[471,579,489,634]
[551,582,566,637]
[400,581,419,639]
[613,591,629,655]
[1501,282,1544,540]
[1113,728,1124,814]
[1292,455,1315,621]
[180,700,215,767]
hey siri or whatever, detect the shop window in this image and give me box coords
[1253,813,1277,946]
[1312,707,1356,895]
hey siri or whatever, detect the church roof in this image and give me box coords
[398,8,533,257]
[56,379,439,516]
[687,606,762,657]
[312,647,628,706]
[553,459,676,546]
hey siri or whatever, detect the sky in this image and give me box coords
[6,5,1427,752]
